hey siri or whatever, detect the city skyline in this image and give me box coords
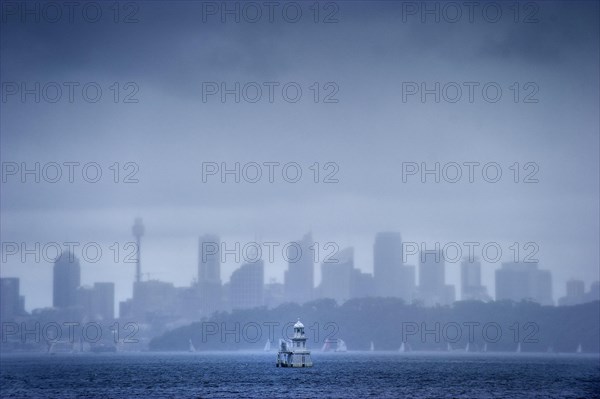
[3,222,599,318]
[1,0,598,396]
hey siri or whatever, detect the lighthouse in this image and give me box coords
[276,319,313,367]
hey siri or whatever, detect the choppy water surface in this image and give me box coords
[1,352,599,398]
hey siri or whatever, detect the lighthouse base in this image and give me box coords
[276,351,313,368]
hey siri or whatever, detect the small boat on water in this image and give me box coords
[189,339,196,352]
[576,344,582,353]
[276,319,313,368]
[264,340,271,352]
[370,341,374,351]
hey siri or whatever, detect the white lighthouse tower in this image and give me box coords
[276,319,313,367]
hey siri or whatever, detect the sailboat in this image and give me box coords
[516,342,521,353]
[322,338,335,352]
[483,343,488,352]
[336,339,347,352]
[47,341,56,355]
[369,341,375,351]
[576,344,582,353]
[399,342,405,353]
[447,342,452,352]
[264,340,271,352]
[189,339,196,352]
[465,342,470,352]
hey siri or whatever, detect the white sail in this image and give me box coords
[399,342,405,353]
[483,343,487,352]
[189,339,196,352]
[576,344,582,353]
[465,342,470,352]
[516,342,521,353]
[447,342,452,351]
[264,340,271,352]
[336,339,347,352]
[370,341,374,351]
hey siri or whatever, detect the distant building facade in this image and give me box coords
[229,260,264,310]
[284,233,315,304]
[495,262,553,305]
[373,232,403,297]
[417,249,455,306]
[53,251,81,308]
[198,234,223,316]
[0,278,24,320]
[460,258,490,301]
[558,279,600,306]
[318,247,355,304]
[91,282,115,320]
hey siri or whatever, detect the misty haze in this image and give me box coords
[1,1,599,398]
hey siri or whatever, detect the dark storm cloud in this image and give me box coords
[1,1,598,309]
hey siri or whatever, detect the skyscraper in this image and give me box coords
[460,257,489,301]
[373,232,403,297]
[418,248,454,306]
[397,264,416,303]
[0,278,22,320]
[350,268,375,299]
[198,234,222,315]
[229,260,264,310]
[132,218,145,284]
[92,282,115,320]
[53,251,81,308]
[198,234,221,284]
[495,262,553,305]
[284,232,314,304]
[318,247,354,304]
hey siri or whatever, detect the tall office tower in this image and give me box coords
[495,262,553,305]
[373,232,403,297]
[132,218,145,284]
[350,268,375,299]
[460,257,489,301]
[0,278,22,320]
[397,264,416,303]
[318,247,354,304]
[229,260,264,310]
[92,282,115,320]
[53,251,81,308]
[198,234,221,283]
[198,234,222,315]
[418,248,445,305]
[284,232,314,304]
[417,248,455,306]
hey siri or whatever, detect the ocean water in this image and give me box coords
[1,352,599,398]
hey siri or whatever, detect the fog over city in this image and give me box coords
[1,1,598,314]
[1,2,600,398]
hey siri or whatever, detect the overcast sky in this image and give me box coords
[1,1,599,312]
